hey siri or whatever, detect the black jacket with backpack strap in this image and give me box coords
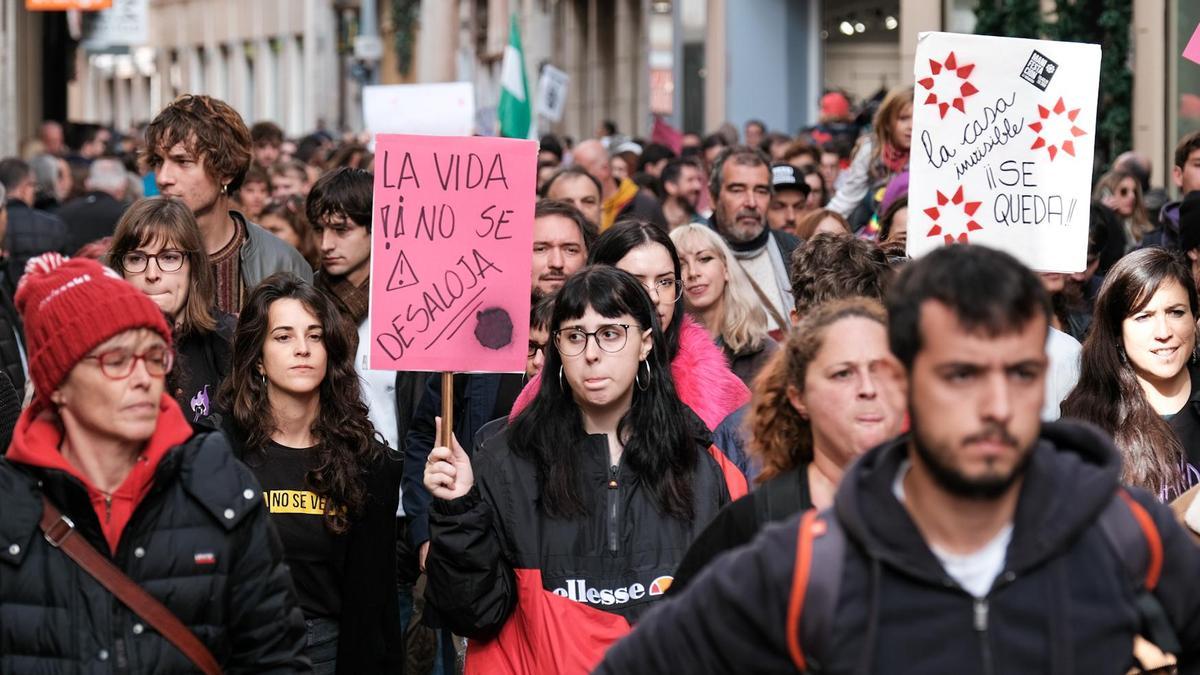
[596,420,1200,675]
[0,431,310,673]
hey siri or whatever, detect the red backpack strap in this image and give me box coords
[1099,488,1180,656]
[786,510,821,671]
[785,509,846,672]
[1115,489,1162,591]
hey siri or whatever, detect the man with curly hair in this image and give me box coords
[146,95,312,314]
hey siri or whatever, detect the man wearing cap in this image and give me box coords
[709,146,800,334]
[0,254,306,671]
[766,163,813,235]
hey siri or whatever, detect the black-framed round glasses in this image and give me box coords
[553,324,635,357]
[122,250,187,273]
[527,340,547,359]
[83,346,174,380]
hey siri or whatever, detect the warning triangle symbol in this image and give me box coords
[386,250,420,291]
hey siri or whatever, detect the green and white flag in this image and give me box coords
[498,14,533,139]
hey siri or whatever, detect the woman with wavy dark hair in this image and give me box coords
[423,265,735,674]
[1062,248,1200,501]
[110,196,236,432]
[510,220,750,433]
[221,273,401,674]
[670,297,904,592]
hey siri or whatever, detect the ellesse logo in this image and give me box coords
[552,575,675,607]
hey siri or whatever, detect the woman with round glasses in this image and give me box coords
[423,265,733,673]
[110,197,236,432]
[221,273,402,673]
[511,220,750,433]
[0,254,307,671]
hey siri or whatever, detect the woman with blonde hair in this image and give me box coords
[669,297,905,591]
[1094,168,1154,250]
[671,223,777,385]
[827,86,914,227]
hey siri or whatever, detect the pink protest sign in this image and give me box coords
[1185,21,1200,65]
[369,134,537,372]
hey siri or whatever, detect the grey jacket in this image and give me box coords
[235,211,314,289]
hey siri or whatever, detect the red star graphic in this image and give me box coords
[923,185,983,244]
[917,51,979,119]
[1027,97,1088,161]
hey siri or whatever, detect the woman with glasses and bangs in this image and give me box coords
[510,220,751,438]
[110,197,236,432]
[422,265,733,674]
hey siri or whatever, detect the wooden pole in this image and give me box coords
[440,371,454,448]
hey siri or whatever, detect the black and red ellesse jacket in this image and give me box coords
[424,415,738,675]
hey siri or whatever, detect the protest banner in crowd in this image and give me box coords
[369,134,537,373]
[907,31,1100,272]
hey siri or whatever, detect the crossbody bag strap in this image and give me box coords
[39,495,222,675]
[738,263,791,331]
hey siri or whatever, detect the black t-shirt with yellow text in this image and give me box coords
[252,441,348,620]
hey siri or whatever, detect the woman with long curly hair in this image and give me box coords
[423,265,736,673]
[1061,248,1200,501]
[220,273,401,673]
[670,297,905,592]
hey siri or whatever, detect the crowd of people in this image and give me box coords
[0,83,1199,674]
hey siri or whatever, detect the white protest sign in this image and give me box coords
[81,0,148,50]
[363,83,475,138]
[536,65,569,122]
[907,32,1100,272]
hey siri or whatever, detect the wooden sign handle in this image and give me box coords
[440,372,454,449]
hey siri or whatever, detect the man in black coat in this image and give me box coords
[598,245,1200,674]
[0,158,71,288]
[56,157,130,254]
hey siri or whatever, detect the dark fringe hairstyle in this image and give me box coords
[508,265,702,521]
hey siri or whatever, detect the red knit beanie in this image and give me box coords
[14,254,173,406]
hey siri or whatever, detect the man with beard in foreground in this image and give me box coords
[597,244,1200,674]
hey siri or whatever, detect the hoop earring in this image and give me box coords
[636,360,650,391]
[558,366,565,393]
[260,372,267,387]
[1193,347,1198,366]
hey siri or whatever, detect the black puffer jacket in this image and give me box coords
[0,431,310,673]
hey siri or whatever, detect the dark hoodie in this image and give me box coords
[596,420,1200,674]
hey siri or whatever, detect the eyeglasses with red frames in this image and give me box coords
[83,346,174,380]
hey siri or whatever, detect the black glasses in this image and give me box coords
[122,250,186,274]
[83,346,174,380]
[643,278,684,302]
[527,340,547,358]
[553,324,635,357]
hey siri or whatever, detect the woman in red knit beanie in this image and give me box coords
[0,253,308,672]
